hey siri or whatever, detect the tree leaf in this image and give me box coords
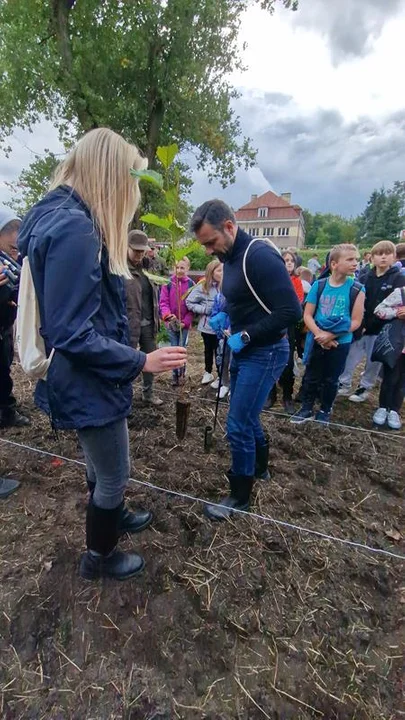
[174,240,200,261]
[143,271,169,285]
[140,213,172,230]
[164,187,178,209]
[130,168,163,189]
[157,144,179,170]
[385,529,402,542]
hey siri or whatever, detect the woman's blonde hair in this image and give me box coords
[203,259,221,292]
[50,128,147,277]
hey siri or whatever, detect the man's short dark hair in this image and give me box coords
[190,200,236,234]
[0,219,20,235]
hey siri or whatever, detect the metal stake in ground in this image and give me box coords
[204,336,228,452]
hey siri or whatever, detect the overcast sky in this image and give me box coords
[1,0,405,217]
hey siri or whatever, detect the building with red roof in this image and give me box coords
[235,191,305,249]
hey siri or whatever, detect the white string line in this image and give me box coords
[155,387,405,442]
[1,437,404,562]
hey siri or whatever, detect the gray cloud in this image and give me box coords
[190,93,405,217]
[294,0,404,65]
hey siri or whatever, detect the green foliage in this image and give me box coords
[0,0,298,188]
[357,185,403,245]
[130,168,164,189]
[303,210,359,248]
[5,152,59,215]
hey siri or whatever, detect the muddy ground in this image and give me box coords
[0,334,404,719]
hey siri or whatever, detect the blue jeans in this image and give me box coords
[168,327,188,381]
[227,339,289,476]
[77,418,130,509]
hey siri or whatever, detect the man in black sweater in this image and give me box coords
[0,207,30,498]
[191,200,302,520]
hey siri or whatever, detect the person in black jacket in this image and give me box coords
[192,200,302,520]
[18,128,187,580]
[338,241,405,402]
[0,208,30,428]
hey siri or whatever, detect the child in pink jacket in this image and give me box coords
[159,260,194,385]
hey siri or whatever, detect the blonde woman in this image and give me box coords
[186,260,223,385]
[18,128,186,581]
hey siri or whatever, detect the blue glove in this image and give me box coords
[209,311,228,333]
[227,332,245,354]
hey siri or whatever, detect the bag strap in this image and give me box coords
[242,238,275,316]
[314,278,327,311]
[349,280,362,312]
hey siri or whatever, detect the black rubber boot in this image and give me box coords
[0,408,30,428]
[204,473,254,521]
[255,438,270,481]
[79,500,145,581]
[85,476,153,535]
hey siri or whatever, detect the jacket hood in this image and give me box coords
[18,186,91,258]
[367,264,401,285]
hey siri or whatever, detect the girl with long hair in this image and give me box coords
[186,259,223,385]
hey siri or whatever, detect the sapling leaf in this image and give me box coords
[130,168,164,188]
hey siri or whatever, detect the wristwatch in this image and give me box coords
[240,330,251,345]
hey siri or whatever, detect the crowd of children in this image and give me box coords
[136,238,405,431]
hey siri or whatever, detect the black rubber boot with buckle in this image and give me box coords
[79,499,145,581]
[85,476,153,535]
[204,472,254,521]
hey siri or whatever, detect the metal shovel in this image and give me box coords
[204,336,228,452]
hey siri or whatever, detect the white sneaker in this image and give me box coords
[349,387,369,403]
[210,378,220,390]
[373,407,388,426]
[219,385,229,399]
[337,385,351,397]
[201,372,214,385]
[387,410,402,430]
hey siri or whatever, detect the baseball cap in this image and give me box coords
[0,206,20,233]
[128,230,150,251]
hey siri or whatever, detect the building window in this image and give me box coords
[263,227,274,237]
[258,208,268,218]
[249,227,259,237]
[277,227,290,237]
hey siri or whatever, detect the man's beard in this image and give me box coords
[214,251,228,263]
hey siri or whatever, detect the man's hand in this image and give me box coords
[227,332,245,354]
[143,346,187,374]
[396,306,405,320]
[164,313,176,322]
[209,312,228,333]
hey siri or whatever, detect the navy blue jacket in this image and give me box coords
[222,228,302,346]
[18,186,146,429]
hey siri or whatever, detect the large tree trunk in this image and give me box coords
[51,0,98,132]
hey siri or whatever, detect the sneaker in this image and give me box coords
[373,407,388,426]
[315,410,331,425]
[290,407,314,424]
[201,371,214,385]
[210,378,220,390]
[387,410,402,430]
[219,385,229,399]
[142,396,164,407]
[349,387,369,403]
[337,384,351,397]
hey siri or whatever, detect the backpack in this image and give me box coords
[16,256,54,380]
[314,277,363,314]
